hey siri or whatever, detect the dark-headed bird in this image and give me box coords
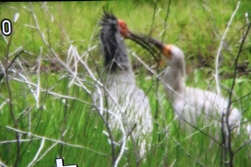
[93,11,153,160]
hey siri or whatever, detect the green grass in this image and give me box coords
[1,1,251,166]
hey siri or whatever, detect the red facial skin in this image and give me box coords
[118,19,131,38]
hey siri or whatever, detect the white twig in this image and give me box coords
[36,130,68,162]
[27,138,45,167]
[94,88,128,167]
[40,2,54,22]
[95,86,104,115]
[36,141,58,162]
[0,138,40,144]
[11,75,92,106]
[6,126,106,156]
[0,100,8,111]
[27,108,32,138]
[215,1,241,95]
[36,48,42,108]
[74,46,102,86]
[1,33,8,44]
[130,51,158,76]
[8,46,23,57]
[85,20,99,62]
[23,24,37,29]
[170,159,176,167]
[0,161,8,167]
[11,69,38,103]
[67,45,80,87]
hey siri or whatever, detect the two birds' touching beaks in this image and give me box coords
[96,10,251,159]
[113,11,251,139]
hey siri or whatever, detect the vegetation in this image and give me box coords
[0,1,251,166]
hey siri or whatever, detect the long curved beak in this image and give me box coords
[126,31,168,68]
[117,18,168,68]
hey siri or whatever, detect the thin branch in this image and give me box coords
[215,1,240,96]
[171,138,204,167]
[0,47,23,81]
[226,18,251,166]
[36,48,43,108]
[3,22,21,167]
[6,126,107,157]
[27,138,45,167]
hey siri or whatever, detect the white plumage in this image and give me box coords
[117,20,251,139]
[93,11,153,159]
[161,45,241,130]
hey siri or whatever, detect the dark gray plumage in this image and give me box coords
[100,11,131,72]
[94,11,153,159]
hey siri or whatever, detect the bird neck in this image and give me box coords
[100,12,135,88]
[105,70,136,87]
[100,15,132,73]
[163,64,186,101]
[102,37,132,73]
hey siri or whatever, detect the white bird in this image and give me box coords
[117,20,251,139]
[155,44,243,133]
[93,11,153,159]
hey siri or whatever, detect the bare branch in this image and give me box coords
[215,1,240,96]
[6,126,107,157]
[27,138,45,167]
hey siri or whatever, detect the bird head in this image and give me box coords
[116,19,186,73]
[162,45,186,75]
[117,18,166,68]
[161,44,185,62]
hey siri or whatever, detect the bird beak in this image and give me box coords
[129,33,166,68]
[130,34,172,65]
[117,19,158,56]
[117,18,168,68]
[135,36,172,61]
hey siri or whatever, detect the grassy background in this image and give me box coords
[0,1,251,166]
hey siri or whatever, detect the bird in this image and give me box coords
[117,19,251,139]
[93,11,153,160]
